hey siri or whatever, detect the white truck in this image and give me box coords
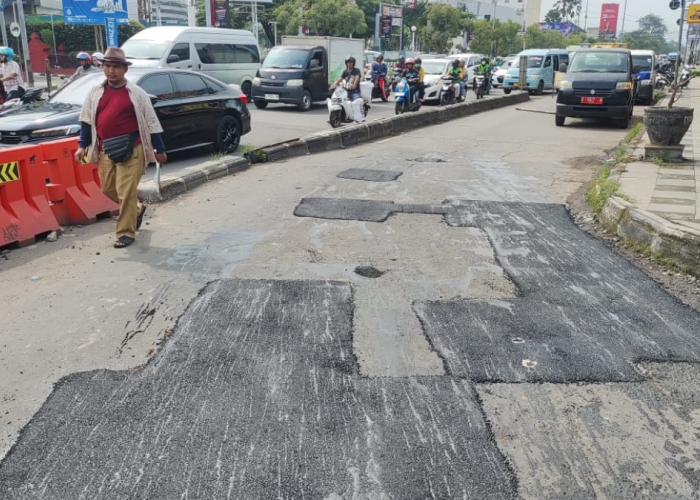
[251,36,365,111]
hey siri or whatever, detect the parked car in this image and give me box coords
[491,60,511,88]
[0,68,251,152]
[121,27,260,98]
[556,48,636,129]
[420,58,452,103]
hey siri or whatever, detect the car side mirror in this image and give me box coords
[309,59,319,68]
[148,94,158,105]
[633,65,642,74]
[167,54,180,64]
[559,63,568,72]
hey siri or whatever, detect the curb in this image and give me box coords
[138,92,530,202]
[600,196,700,274]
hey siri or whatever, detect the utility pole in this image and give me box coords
[15,0,32,86]
[676,0,686,86]
[583,0,589,32]
[620,0,628,37]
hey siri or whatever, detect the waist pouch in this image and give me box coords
[102,132,137,163]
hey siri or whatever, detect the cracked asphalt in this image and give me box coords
[2,95,699,499]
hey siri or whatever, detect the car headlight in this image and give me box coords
[559,80,572,89]
[252,77,261,86]
[30,125,81,139]
[287,79,303,87]
[641,79,651,85]
[616,81,632,90]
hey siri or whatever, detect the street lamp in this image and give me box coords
[411,25,416,52]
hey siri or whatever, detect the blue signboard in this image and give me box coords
[63,0,129,25]
[0,0,5,12]
[105,16,118,47]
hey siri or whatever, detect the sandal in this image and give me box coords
[114,236,135,248]
[136,204,147,230]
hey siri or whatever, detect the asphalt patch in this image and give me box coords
[354,265,384,278]
[337,168,403,182]
[416,200,700,383]
[0,279,516,499]
[294,197,398,222]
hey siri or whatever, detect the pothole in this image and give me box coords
[354,266,385,279]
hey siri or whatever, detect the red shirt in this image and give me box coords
[96,84,140,147]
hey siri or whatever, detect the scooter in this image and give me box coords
[439,76,459,106]
[681,64,692,87]
[366,70,390,101]
[474,74,487,99]
[394,77,421,114]
[0,87,44,112]
[327,80,370,128]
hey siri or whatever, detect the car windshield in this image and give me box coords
[48,72,134,105]
[570,52,629,73]
[632,55,653,71]
[122,39,170,60]
[422,61,449,74]
[510,57,543,69]
[262,49,308,69]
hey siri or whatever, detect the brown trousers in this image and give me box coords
[98,143,144,239]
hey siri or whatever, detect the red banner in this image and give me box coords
[599,3,619,37]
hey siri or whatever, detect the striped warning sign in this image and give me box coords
[0,161,19,184]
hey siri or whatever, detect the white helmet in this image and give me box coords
[92,52,104,65]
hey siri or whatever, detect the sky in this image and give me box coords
[539,0,689,40]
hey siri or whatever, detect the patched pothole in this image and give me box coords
[354,266,385,279]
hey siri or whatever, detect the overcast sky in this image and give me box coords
[539,0,688,40]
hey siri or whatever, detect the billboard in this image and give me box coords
[63,0,129,25]
[688,5,700,23]
[599,3,619,37]
[538,22,576,36]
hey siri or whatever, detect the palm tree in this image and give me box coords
[553,0,582,22]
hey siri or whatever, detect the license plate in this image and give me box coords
[581,96,603,105]
[265,94,279,101]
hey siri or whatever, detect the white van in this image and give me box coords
[121,27,261,96]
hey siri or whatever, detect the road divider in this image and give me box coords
[0,138,118,248]
[139,92,530,202]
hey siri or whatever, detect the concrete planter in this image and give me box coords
[644,106,694,146]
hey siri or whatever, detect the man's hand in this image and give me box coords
[74,147,86,164]
[155,152,168,165]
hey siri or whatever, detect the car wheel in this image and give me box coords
[555,115,565,127]
[504,88,512,95]
[536,80,544,95]
[215,115,241,153]
[298,90,312,112]
[241,81,252,100]
[254,100,268,109]
[617,115,630,129]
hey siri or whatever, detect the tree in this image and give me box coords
[421,3,463,53]
[275,0,366,37]
[637,14,667,38]
[544,9,562,23]
[467,19,521,56]
[553,0,581,22]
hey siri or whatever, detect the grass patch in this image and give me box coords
[651,153,666,166]
[624,123,643,143]
[653,89,666,104]
[620,236,693,275]
[586,164,626,216]
[209,151,225,161]
[240,143,256,153]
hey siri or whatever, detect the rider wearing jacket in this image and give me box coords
[475,57,491,92]
[415,58,425,101]
[372,55,388,77]
[443,59,462,100]
[401,58,420,102]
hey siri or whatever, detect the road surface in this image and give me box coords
[2,95,699,499]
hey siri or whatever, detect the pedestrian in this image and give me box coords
[74,47,167,249]
[0,47,25,99]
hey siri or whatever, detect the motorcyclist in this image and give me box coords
[395,54,406,73]
[495,56,504,67]
[401,58,420,103]
[91,52,104,68]
[458,59,467,100]
[0,47,24,100]
[334,55,362,101]
[443,59,462,101]
[65,52,97,85]
[475,57,492,93]
[415,57,425,102]
[372,54,388,79]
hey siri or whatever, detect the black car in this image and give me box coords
[556,49,637,129]
[0,68,251,152]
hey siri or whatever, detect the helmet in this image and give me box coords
[405,58,414,65]
[77,52,92,63]
[459,58,466,65]
[452,59,460,68]
[0,47,14,61]
[345,56,356,65]
[415,57,422,64]
[92,52,104,61]
[376,54,383,61]
[399,54,406,61]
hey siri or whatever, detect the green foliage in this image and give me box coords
[553,0,582,22]
[624,123,643,144]
[637,14,667,38]
[544,9,562,23]
[620,15,675,55]
[586,164,623,216]
[421,4,464,53]
[468,19,522,56]
[25,20,144,54]
[275,0,365,37]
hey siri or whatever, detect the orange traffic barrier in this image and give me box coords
[0,144,60,247]
[41,138,118,226]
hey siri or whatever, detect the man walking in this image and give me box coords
[75,47,167,249]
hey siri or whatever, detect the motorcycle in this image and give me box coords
[366,70,390,101]
[394,76,421,114]
[439,76,459,106]
[473,74,487,99]
[0,87,44,112]
[681,64,692,87]
[327,80,370,128]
